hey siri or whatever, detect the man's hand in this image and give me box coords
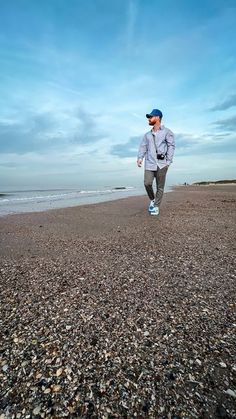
[137,159,142,167]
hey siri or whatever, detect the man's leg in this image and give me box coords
[154,166,168,207]
[144,170,155,200]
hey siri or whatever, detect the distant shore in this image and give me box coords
[192,179,236,185]
[0,184,236,417]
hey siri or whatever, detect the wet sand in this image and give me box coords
[0,185,236,417]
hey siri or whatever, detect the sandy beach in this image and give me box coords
[0,185,236,418]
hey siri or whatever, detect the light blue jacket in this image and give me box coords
[138,125,175,170]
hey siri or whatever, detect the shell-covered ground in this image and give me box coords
[0,185,236,418]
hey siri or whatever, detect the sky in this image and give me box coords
[0,0,236,190]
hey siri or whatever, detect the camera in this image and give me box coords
[157,153,165,160]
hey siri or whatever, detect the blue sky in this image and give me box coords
[0,0,236,190]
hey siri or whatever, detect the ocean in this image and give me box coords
[0,186,146,217]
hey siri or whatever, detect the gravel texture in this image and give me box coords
[0,185,236,418]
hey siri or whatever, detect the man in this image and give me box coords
[137,109,175,215]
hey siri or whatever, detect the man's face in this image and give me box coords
[148,116,160,126]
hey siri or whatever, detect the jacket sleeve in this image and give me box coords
[137,135,148,160]
[165,130,175,165]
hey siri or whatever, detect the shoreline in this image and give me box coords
[0,187,146,218]
[0,184,235,259]
[0,184,236,417]
[0,193,146,219]
[2,182,234,219]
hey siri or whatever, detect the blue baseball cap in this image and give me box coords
[146,109,163,118]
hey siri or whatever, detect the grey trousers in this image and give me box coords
[144,166,168,207]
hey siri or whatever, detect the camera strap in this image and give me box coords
[152,133,158,155]
[152,132,166,160]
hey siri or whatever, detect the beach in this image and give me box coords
[0,185,236,418]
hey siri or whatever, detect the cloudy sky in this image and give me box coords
[0,0,236,190]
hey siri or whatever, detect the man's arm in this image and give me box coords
[137,135,147,167]
[165,130,175,166]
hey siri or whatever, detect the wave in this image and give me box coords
[0,192,76,203]
[0,186,135,204]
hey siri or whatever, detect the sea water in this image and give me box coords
[0,186,146,216]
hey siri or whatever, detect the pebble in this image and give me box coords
[52,384,61,392]
[220,362,227,368]
[43,388,51,394]
[56,368,63,377]
[225,389,236,398]
[33,406,41,415]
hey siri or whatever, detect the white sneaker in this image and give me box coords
[148,199,155,212]
[150,206,159,216]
